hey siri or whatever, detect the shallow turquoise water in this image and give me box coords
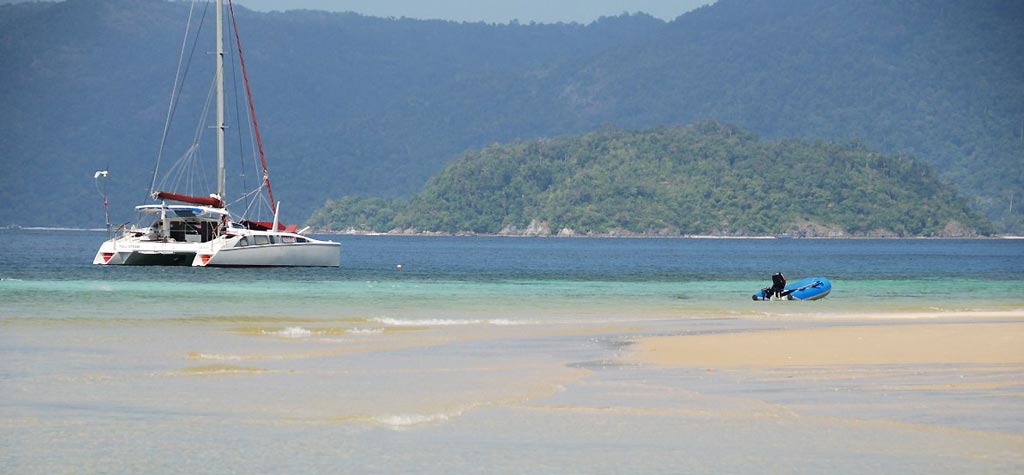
[3,230,1022,321]
[2,276,1022,324]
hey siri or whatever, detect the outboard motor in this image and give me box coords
[757,272,786,300]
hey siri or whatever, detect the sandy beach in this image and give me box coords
[629,319,1024,367]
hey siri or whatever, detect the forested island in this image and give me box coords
[309,121,990,237]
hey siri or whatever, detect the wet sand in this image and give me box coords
[629,319,1024,367]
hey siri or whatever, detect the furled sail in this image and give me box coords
[153,191,225,208]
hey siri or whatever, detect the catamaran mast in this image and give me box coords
[215,0,225,200]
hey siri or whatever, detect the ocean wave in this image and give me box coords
[188,351,243,361]
[178,364,268,374]
[229,325,351,338]
[371,411,461,428]
[372,317,530,327]
[348,328,384,334]
[264,326,313,338]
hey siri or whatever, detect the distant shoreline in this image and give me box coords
[4,226,1022,239]
[316,229,1024,240]
[1,226,110,232]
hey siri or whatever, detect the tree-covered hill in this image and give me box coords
[572,0,1024,232]
[310,121,990,237]
[1,0,1021,231]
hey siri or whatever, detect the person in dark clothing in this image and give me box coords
[765,272,786,299]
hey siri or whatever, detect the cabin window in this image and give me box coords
[253,235,270,246]
[199,221,216,242]
[236,237,249,247]
[296,237,308,243]
[281,236,296,244]
[169,221,188,242]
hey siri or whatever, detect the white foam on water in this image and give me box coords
[487,318,529,326]
[263,326,313,338]
[373,317,532,327]
[372,411,460,428]
[374,317,479,326]
[348,328,384,334]
[190,352,243,361]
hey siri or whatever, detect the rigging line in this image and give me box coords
[147,0,196,201]
[192,74,218,151]
[229,177,272,218]
[240,185,267,219]
[237,34,265,220]
[160,74,215,193]
[191,75,218,196]
[228,185,265,212]
[226,18,250,203]
[164,144,199,199]
[242,75,263,219]
[148,0,209,200]
[228,0,277,215]
[160,72,215,197]
[227,9,260,203]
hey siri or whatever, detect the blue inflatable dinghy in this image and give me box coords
[752,277,831,301]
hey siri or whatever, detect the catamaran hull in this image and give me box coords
[124,252,196,266]
[198,242,340,267]
[94,239,204,266]
[94,239,340,267]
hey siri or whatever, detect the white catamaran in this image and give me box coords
[94,0,339,267]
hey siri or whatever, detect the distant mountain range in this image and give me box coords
[1,0,1021,232]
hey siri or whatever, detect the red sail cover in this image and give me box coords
[154,191,225,208]
[242,220,298,233]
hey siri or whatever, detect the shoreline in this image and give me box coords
[312,229,1022,240]
[5,227,1021,239]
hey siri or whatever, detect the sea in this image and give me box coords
[1,229,1022,474]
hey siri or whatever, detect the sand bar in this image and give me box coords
[630,322,1024,367]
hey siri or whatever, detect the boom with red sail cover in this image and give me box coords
[154,191,225,208]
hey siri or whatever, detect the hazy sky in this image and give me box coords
[236,0,716,23]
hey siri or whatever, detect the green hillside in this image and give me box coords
[310,121,990,237]
[1,0,1021,231]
